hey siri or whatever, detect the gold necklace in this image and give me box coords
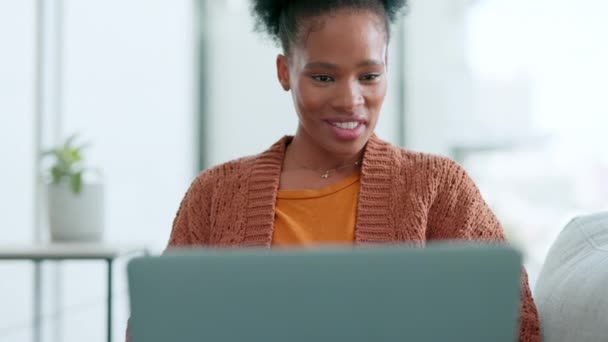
[320,160,361,179]
[292,157,362,179]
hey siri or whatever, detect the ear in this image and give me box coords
[276,54,290,91]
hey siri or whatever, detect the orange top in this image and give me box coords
[271,172,360,246]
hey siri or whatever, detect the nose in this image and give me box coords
[332,80,364,113]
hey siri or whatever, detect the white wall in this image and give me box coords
[60,2,196,341]
[0,1,196,341]
[462,0,608,288]
[403,0,478,156]
[0,0,36,244]
[0,1,36,341]
[62,0,197,247]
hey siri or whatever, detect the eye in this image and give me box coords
[311,75,334,83]
[360,74,381,82]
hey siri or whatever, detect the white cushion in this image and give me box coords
[535,212,608,342]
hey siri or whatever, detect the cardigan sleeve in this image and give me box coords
[426,159,541,342]
[167,171,214,247]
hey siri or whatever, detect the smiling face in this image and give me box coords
[277,9,389,158]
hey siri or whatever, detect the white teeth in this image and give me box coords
[332,121,360,130]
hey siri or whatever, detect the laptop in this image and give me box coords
[127,244,521,342]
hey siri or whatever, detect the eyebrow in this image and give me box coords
[357,59,384,67]
[304,59,384,70]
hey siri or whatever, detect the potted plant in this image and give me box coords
[42,134,104,242]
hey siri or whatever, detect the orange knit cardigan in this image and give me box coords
[166,135,540,341]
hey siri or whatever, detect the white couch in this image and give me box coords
[535,212,608,342]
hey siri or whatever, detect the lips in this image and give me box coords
[325,117,367,128]
[330,121,361,130]
[325,118,367,141]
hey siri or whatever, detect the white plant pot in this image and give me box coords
[47,182,105,242]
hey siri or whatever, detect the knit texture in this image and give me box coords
[167,135,540,341]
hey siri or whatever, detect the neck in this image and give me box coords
[285,127,364,171]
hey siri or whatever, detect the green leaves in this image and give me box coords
[51,165,63,184]
[70,171,82,194]
[42,134,91,195]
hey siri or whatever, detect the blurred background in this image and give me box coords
[1,0,607,341]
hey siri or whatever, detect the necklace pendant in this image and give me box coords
[321,171,330,179]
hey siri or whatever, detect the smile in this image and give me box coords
[330,121,363,130]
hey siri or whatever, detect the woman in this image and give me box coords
[168,0,540,340]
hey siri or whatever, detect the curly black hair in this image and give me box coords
[251,0,407,53]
